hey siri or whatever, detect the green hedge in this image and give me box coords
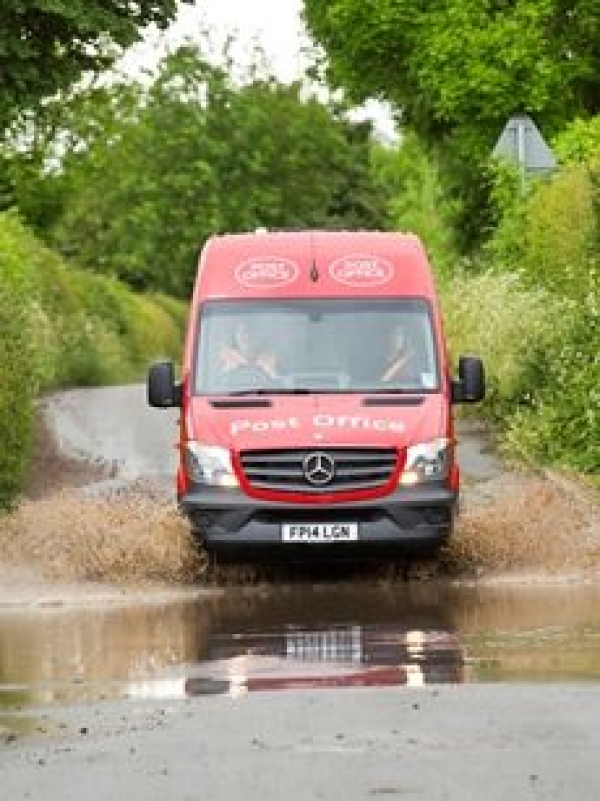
[441,270,567,425]
[443,150,599,475]
[0,212,186,507]
[0,218,37,506]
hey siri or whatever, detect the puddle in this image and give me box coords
[1,582,600,704]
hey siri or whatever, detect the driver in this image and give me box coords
[220,321,278,379]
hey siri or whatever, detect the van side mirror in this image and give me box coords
[148,360,182,408]
[451,356,485,404]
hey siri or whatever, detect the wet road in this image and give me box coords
[2,581,600,800]
[2,581,600,704]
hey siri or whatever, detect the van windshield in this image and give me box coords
[195,299,440,395]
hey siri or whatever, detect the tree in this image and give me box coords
[1,79,144,230]
[302,0,600,247]
[24,45,388,296]
[304,0,600,140]
[371,133,458,274]
[0,0,189,131]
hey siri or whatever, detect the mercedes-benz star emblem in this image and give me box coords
[303,451,336,486]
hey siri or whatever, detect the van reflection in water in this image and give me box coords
[184,622,463,696]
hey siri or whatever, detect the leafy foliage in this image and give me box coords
[442,270,568,423]
[303,0,600,247]
[503,299,599,473]
[0,214,37,507]
[12,45,388,296]
[303,0,600,142]
[522,165,597,299]
[371,133,458,275]
[0,212,185,508]
[554,117,600,165]
[446,148,600,473]
[0,0,188,131]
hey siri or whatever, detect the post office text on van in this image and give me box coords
[230,415,405,437]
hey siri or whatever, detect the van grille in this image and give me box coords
[239,448,398,494]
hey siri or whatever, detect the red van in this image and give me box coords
[148,230,484,558]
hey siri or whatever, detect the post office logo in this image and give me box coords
[329,254,394,287]
[235,257,299,289]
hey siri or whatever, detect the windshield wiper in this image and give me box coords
[225,387,313,396]
[363,388,427,395]
[223,387,428,397]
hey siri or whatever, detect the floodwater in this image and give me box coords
[3,409,599,706]
[1,581,600,706]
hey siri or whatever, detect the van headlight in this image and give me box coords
[185,443,239,488]
[400,438,452,486]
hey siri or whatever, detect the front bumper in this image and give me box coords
[179,483,457,558]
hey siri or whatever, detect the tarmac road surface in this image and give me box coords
[2,685,600,801]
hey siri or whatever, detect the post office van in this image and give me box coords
[148,230,484,558]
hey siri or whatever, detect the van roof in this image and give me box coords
[196,230,436,300]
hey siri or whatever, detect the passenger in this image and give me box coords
[220,321,278,379]
[380,323,419,384]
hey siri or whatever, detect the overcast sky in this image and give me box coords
[118,0,397,141]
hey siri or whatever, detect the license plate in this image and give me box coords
[281,522,358,543]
